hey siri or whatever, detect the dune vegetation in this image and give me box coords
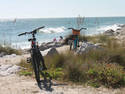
[0,45,22,55]
[19,34,125,88]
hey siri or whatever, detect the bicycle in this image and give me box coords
[68,28,86,50]
[18,26,52,86]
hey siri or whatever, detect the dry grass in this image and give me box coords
[0,45,22,55]
[45,35,125,88]
[18,35,125,88]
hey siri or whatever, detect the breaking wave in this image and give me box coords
[97,24,123,31]
[39,26,66,33]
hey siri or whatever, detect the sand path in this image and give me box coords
[0,73,125,94]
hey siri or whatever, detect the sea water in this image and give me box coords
[0,17,125,49]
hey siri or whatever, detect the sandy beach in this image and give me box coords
[0,54,125,94]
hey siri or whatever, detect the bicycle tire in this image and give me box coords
[38,54,52,84]
[69,40,74,50]
[32,53,40,84]
[70,42,72,50]
[31,49,52,86]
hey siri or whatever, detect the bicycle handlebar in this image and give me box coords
[18,26,45,36]
[18,32,27,36]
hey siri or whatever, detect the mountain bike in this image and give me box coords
[18,26,52,86]
[68,28,86,50]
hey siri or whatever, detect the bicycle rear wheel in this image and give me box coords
[69,40,74,50]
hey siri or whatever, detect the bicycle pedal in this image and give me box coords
[27,57,31,63]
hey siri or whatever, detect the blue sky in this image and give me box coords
[0,0,125,18]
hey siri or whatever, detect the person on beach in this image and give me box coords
[59,36,63,43]
[53,37,57,42]
[59,36,63,40]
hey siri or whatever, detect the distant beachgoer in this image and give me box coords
[60,36,63,39]
[53,37,57,42]
[59,36,63,42]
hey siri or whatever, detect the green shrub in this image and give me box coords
[45,54,66,68]
[87,63,125,88]
[44,50,125,88]
[64,61,87,83]
[47,68,64,80]
[18,59,33,76]
[18,50,125,88]
[19,71,32,76]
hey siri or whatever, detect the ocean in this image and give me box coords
[0,17,125,49]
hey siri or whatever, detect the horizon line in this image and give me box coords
[0,16,125,19]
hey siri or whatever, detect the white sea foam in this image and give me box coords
[39,26,66,33]
[0,19,15,22]
[97,24,122,31]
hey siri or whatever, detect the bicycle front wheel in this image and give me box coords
[32,54,40,84]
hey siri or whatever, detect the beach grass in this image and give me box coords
[18,59,33,76]
[64,34,116,44]
[19,35,125,88]
[44,50,125,88]
[46,35,125,88]
[0,45,22,55]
